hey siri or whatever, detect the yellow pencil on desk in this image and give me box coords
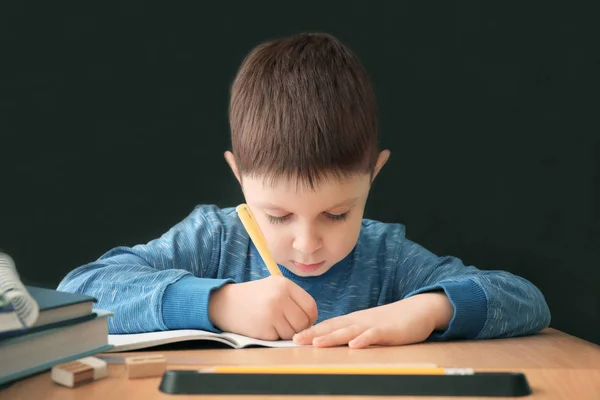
[236,203,282,276]
[196,364,474,375]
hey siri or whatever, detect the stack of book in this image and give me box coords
[0,254,112,386]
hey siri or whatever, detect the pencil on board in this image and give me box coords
[236,203,282,276]
[196,365,474,375]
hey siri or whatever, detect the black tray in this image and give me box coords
[159,370,532,397]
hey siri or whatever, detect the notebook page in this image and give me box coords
[221,332,305,348]
[106,329,237,352]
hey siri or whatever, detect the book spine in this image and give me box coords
[0,252,39,328]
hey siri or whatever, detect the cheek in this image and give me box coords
[262,225,292,256]
[326,219,363,255]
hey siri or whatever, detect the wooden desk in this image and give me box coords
[4,328,600,400]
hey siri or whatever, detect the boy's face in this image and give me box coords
[241,174,371,277]
[226,151,389,277]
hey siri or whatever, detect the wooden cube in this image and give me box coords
[51,356,108,388]
[125,354,167,379]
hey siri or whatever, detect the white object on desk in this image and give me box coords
[107,329,303,352]
[51,356,107,388]
[125,355,167,379]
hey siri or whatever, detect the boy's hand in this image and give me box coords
[208,276,318,341]
[292,292,453,348]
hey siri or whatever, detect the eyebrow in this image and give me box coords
[258,197,359,212]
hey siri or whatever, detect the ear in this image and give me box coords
[371,150,390,183]
[224,151,242,184]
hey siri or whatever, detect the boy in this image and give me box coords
[57,32,551,349]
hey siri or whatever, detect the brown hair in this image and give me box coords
[229,32,379,189]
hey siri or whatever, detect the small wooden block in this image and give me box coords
[51,356,108,388]
[125,354,167,379]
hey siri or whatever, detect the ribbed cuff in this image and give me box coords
[406,278,488,340]
[162,276,233,332]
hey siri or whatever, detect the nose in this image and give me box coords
[292,223,323,255]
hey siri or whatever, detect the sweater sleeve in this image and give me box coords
[393,238,551,340]
[56,205,235,334]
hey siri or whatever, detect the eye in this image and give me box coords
[266,214,291,224]
[326,212,349,222]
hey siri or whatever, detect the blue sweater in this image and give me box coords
[57,204,551,339]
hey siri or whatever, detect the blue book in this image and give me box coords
[0,286,96,336]
[0,309,113,386]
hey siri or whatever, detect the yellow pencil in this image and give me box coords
[236,203,282,276]
[196,365,474,375]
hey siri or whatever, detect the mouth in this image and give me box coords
[291,261,325,273]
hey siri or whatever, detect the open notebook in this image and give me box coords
[106,329,304,352]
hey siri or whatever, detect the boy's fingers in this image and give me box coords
[312,325,366,348]
[293,316,349,344]
[288,284,318,325]
[348,327,386,348]
[274,312,299,340]
[283,296,312,333]
[349,326,411,348]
